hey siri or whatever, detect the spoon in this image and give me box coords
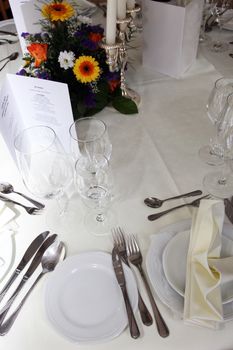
[144,189,203,208]
[0,182,45,209]
[0,52,19,72]
[0,241,66,335]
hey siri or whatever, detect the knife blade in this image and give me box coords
[0,233,57,325]
[112,247,140,339]
[0,231,50,302]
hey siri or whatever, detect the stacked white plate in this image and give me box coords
[146,219,233,321]
[44,251,138,343]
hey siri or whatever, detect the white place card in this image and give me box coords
[0,74,74,161]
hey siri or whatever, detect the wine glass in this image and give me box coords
[75,155,115,236]
[69,117,112,163]
[14,125,73,223]
[199,0,215,45]
[199,77,233,165]
[203,97,233,199]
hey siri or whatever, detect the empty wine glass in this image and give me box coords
[199,77,233,165]
[14,125,73,220]
[75,155,115,236]
[203,100,233,198]
[69,117,112,163]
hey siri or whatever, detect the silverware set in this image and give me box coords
[112,228,169,338]
[144,189,208,221]
[0,232,65,335]
[0,182,45,214]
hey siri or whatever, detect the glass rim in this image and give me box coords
[14,125,57,155]
[69,117,107,143]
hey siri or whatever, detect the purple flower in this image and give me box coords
[16,68,28,76]
[34,70,51,80]
[84,91,96,108]
[21,32,30,38]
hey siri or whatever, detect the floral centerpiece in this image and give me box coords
[18,0,138,119]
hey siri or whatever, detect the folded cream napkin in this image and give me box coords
[184,199,233,329]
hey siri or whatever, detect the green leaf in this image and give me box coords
[112,96,138,114]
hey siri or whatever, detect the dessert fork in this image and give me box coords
[112,227,153,326]
[126,234,169,338]
[0,195,43,215]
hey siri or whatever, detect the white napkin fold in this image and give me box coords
[183,199,233,329]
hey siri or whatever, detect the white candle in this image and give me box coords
[117,0,126,19]
[126,0,135,10]
[106,0,117,45]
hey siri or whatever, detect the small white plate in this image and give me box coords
[162,230,233,304]
[44,251,138,343]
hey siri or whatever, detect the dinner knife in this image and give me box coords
[0,231,50,303]
[112,247,140,339]
[0,233,57,325]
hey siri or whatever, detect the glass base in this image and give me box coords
[208,41,229,53]
[199,145,224,166]
[84,210,116,236]
[203,171,233,199]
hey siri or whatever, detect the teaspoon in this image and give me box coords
[0,52,19,72]
[144,189,202,208]
[0,241,66,335]
[0,182,45,209]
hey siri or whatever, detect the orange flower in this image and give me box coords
[89,32,103,43]
[27,43,48,67]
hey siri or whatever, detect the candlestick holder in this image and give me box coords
[99,39,120,72]
[116,16,140,106]
[126,4,142,36]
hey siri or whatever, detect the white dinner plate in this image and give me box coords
[162,230,233,304]
[146,219,233,321]
[0,19,16,33]
[44,251,138,343]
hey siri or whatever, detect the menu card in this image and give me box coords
[8,0,41,52]
[0,74,74,161]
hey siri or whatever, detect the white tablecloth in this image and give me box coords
[0,12,233,350]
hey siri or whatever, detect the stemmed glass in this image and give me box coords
[203,93,233,198]
[69,117,112,163]
[14,126,73,226]
[75,155,115,236]
[199,77,233,165]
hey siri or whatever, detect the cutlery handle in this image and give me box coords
[0,278,26,325]
[165,190,202,203]
[122,287,140,339]
[0,273,43,335]
[0,270,19,303]
[138,292,153,326]
[139,267,169,337]
[13,191,45,209]
[0,195,33,212]
[148,203,191,221]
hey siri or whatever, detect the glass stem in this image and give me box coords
[218,159,230,186]
[56,191,69,216]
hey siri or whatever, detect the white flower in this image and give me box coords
[77,15,92,24]
[58,51,75,70]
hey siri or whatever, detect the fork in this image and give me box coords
[0,195,42,215]
[126,234,169,338]
[112,228,153,326]
[147,195,210,221]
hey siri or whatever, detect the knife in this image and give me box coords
[0,231,50,303]
[112,247,140,339]
[224,198,233,224]
[0,233,57,325]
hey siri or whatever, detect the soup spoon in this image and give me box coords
[144,189,202,208]
[0,241,66,335]
[0,182,45,209]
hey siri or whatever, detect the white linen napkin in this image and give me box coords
[183,199,233,329]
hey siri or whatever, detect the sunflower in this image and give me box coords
[73,56,100,83]
[42,1,74,22]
